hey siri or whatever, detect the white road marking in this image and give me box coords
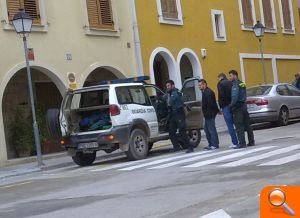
[148,150,235,169]
[221,144,300,167]
[92,151,194,172]
[184,146,273,168]
[118,150,213,171]
[259,152,300,166]
[200,209,232,218]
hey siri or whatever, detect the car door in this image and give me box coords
[115,85,159,137]
[144,85,169,133]
[276,85,295,117]
[181,78,203,130]
[286,84,300,118]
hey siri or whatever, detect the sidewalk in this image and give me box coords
[0,115,228,181]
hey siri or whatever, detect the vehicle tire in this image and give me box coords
[125,129,148,161]
[72,151,96,166]
[46,108,62,142]
[148,142,154,152]
[188,129,201,148]
[179,129,201,149]
[277,107,289,126]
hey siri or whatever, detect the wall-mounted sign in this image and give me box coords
[66,53,72,61]
[28,48,34,61]
[67,72,77,90]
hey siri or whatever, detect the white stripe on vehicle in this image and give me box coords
[183,146,274,168]
[220,144,300,167]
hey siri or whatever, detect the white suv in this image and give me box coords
[46,77,203,166]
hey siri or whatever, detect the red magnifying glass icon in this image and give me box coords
[268,188,296,216]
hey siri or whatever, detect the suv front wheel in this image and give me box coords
[72,151,96,166]
[126,129,149,161]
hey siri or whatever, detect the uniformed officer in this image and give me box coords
[228,70,255,149]
[165,80,194,153]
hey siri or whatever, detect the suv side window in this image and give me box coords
[182,79,202,102]
[277,85,291,96]
[116,87,132,104]
[128,87,151,106]
[116,86,151,106]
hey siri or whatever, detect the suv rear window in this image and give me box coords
[70,89,109,110]
[116,86,151,106]
[247,86,272,97]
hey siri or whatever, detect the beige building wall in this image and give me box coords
[0,0,139,165]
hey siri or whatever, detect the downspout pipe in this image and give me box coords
[131,0,144,76]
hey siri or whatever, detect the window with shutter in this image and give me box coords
[281,0,293,31]
[7,0,40,24]
[161,0,178,19]
[262,0,274,29]
[241,0,254,27]
[86,0,114,30]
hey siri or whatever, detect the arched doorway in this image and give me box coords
[2,67,65,159]
[180,54,194,83]
[150,47,181,90]
[83,66,124,87]
[177,48,203,84]
[153,54,170,90]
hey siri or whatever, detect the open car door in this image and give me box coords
[181,78,203,130]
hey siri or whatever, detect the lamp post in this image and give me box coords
[12,10,43,167]
[253,20,267,84]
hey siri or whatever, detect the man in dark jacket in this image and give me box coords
[165,80,194,153]
[229,70,255,148]
[199,79,219,150]
[295,73,300,90]
[217,73,239,149]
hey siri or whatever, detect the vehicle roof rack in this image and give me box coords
[99,76,150,85]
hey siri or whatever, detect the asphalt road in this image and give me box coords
[0,122,300,218]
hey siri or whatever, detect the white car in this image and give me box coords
[46,77,203,166]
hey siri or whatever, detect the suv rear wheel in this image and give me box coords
[126,129,148,161]
[72,151,96,166]
[180,129,201,149]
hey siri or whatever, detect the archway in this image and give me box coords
[177,48,203,84]
[83,66,125,87]
[2,66,66,159]
[153,54,170,90]
[149,47,181,90]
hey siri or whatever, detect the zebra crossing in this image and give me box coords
[90,144,300,172]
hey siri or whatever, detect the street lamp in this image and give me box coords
[253,20,267,84]
[12,10,43,167]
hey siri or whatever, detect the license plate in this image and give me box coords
[78,142,98,149]
[247,104,255,109]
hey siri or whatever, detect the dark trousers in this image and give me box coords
[204,117,219,148]
[232,105,255,146]
[169,111,192,150]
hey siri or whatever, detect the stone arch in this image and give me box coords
[79,63,126,88]
[149,47,181,89]
[0,62,67,161]
[177,48,203,83]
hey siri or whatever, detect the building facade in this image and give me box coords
[135,0,300,91]
[0,0,140,165]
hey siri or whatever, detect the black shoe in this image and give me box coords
[247,143,255,147]
[239,144,247,148]
[171,148,181,153]
[186,148,194,153]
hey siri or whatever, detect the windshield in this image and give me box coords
[247,86,272,97]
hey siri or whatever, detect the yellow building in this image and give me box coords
[135,0,300,90]
[0,0,142,165]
